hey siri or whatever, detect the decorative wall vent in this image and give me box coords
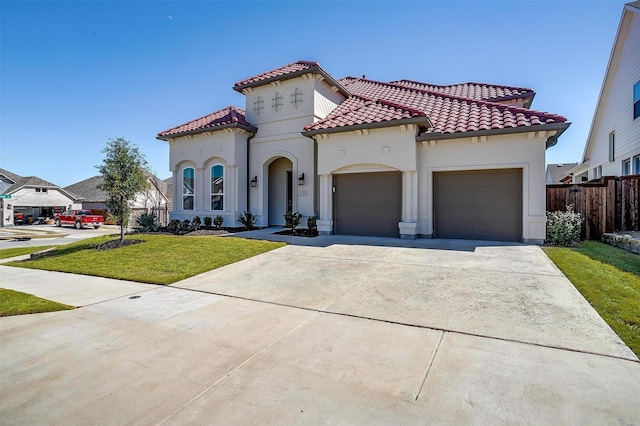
[291,88,303,108]
[272,92,283,112]
[253,96,264,115]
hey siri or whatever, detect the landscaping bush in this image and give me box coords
[191,216,201,230]
[213,215,224,229]
[180,219,192,233]
[546,204,583,246]
[135,213,158,232]
[203,216,213,228]
[307,216,317,233]
[284,211,303,232]
[238,211,256,230]
[167,219,181,233]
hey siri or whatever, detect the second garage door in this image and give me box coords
[334,172,401,237]
[433,169,522,242]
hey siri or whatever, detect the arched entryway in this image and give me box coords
[268,157,293,226]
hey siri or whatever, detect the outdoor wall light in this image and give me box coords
[250,176,257,187]
[298,173,305,186]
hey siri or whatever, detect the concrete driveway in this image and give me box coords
[1,237,639,424]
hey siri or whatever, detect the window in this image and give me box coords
[622,158,631,176]
[210,165,224,210]
[634,155,640,174]
[36,188,41,192]
[182,167,194,210]
[609,132,615,162]
[634,81,640,119]
[593,165,602,179]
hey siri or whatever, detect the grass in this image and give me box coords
[0,246,55,260]
[0,288,74,316]
[6,234,285,285]
[544,241,640,357]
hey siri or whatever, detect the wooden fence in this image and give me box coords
[546,175,639,240]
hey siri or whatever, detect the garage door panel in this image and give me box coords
[334,172,401,238]
[434,169,522,242]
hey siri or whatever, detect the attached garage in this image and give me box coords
[433,169,522,242]
[333,172,401,237]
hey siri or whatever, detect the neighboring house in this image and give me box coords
[157,60,569,243]
[163,177,173,211]
[64,174,170,225]
[570,1,640,182]
[0,168,82,227]
[546,163,578,184]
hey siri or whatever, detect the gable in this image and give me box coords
[583,2,640,162]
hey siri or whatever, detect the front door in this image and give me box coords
[268,157,294,226]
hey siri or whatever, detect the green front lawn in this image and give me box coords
[544,242,640,357]
[6,234,284,285]
[0,246,54,260]
[0,288,74,316]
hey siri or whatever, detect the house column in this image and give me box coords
[195,167,206,211]
[317,173,333,235]
[399,170,418,240]
[227,165,238,212]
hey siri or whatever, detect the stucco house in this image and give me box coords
[157,61,569,242]
[570,1,640,182]
[64,175,170,225]
[0,168,82,226]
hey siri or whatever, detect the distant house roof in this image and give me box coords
[546,163,578,184]
[156,106,257,140]
[64,176,108,202]
[0,168,81,200]
[65,174,169,203]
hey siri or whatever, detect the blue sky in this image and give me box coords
[0,0,627,187]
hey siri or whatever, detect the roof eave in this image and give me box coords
[156,122,258,141]
[302,117,430,137]
[234,67,351,97]
[416,122,571,148]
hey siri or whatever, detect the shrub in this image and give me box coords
[284,211,303,232]
[191,216,201,230]
[167,219,181,233]
[135,213,158,232]
[546,204,583,246]
[238,211,256,230]
[307,216,317,233]
[213,215,224,229]
[203,216,213,228]
[180,219,192,233]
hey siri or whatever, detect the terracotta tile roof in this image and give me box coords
[234,61,320,90]
[157,106,256,139]
[390,80,535,103]
[306,77,567,137]
[304,95,429,133]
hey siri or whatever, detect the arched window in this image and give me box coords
[182,167,194,210]
[210,165,224,210]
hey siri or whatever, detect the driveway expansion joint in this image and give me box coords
[171,285,640,365]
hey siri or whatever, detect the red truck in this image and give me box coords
[55,209,104,229]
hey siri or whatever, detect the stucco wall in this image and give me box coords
[167,129,249,224]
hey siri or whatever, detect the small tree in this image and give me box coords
[97,137,149,241]
[284,211,303,233]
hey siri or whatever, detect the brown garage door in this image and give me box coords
[334,172,401,237]
[434,169,522,242]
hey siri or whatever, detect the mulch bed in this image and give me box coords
[273,229,318,238]
[94,239,144,251]
[184,229,231,236]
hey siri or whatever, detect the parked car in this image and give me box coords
[54,209,104,229]
[13,212,24,225]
